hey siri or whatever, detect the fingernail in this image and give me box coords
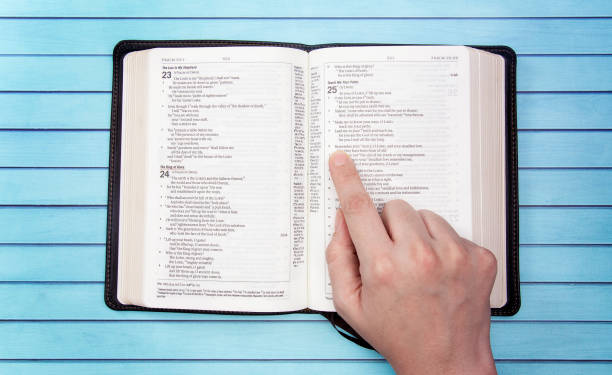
[331,151,349,167]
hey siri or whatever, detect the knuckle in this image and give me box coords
[343,191,374,215]
[447,242,469,272]
[417,209,434,218]
[418,209,443,224]
[384,199,406,211]
[382,200,406,223]
[418,209,446,226]
[417,209,435,227]
[382,199,411,217]
[369,254,395,285]
[416,246,439,273]
[412,237,434,254]
[479,247,498,276]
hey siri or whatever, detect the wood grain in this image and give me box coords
[2,0,611,372]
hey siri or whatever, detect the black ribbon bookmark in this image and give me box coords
[320,312,375,351]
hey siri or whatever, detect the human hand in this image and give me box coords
[326,151,497,375]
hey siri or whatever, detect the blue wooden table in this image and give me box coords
[1,1,611,373]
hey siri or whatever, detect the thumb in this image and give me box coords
[326,209,362,316]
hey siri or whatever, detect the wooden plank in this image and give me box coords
[0,206,610,244]
[1,11,610,375]
[497,362,612,375]
[0,283,609,321]
[0,131,110,167]
[2,0,611,17]
[1,244,610,283]
[1,4,608,375]
[0,282,317,321]
[521,246,612,282]
[499,284,612,321]
[519,169,612,205]
[518,131,612,168]
[0,56,110,92]
[0,245,104,281]
[518,56,612,91]
[0,93,110,129]
[2,55,611,93]
[518,93,612,130]
[520,207,612,244]
[0,361,394,375]
[3,168,611,205]
[0,321,380,359]
[0,207,107,244]
[0,361,611,375]
[0,321,610,359]
[2,55,611,92]
[0,19,611,55]
[0,169,108,205]
[2,130,611,168]
[3,93,610,130]
[491,322,612,360]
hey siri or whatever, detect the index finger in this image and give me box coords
[328,151,393,260]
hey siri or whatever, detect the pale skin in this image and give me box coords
[326,151,498,375]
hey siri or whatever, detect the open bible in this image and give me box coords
[106,41,519,318]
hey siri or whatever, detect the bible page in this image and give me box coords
[139,47,308,312]
[307,46,473,311]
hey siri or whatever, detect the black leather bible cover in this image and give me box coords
[105,40,520,349]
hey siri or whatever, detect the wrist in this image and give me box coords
[391,359,496,375]
[388,343,496,375]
